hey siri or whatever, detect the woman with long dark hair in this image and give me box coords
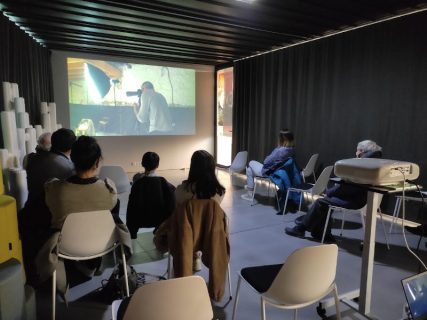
[176,150,225,205]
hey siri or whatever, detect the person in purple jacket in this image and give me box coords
[241,129,295,201]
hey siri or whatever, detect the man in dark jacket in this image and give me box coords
[19,128,76,286]
[285,140,382,242]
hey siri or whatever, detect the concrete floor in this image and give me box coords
[35,168,427,320]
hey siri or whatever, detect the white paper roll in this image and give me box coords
[1,111,19,156]
[48,102,57,132]
[41,112,51,132]
[17,128,26,164]
[17,112,30,128]
[2,82,12,111]
[56,123,62,129]
[8,168,28,210]
[10,83,19,99]
[25,127,37,154]
[0,149,9,170]
[40,102,48,114]
[13,97,25,113]
[35,125,43,138]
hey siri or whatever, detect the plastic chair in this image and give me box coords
[322,194,390,249]
[229,151,248,176]
[249,175,280,208]
[232,244,341,320]
[52,210,130,320]
[283,166,334,214]
[301,154,319,183]
[99,165,131,194]
[112,276,213,320]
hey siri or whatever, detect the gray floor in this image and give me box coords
[36,169,427,320]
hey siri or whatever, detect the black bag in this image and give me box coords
[99,263,138,303]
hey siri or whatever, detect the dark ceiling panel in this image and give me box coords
[1,0,426,65]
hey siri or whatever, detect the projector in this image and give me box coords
[334,158,419,185]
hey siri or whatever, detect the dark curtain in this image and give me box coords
[233,11,427,183]
[0,14,53,148]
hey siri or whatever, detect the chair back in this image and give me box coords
[58,210,117,257]
[302,154,319,179]
[99,165,131,194]
[266,244,338,305]
[229,151,248,174]
[123,276,213,320]
[311,165,333,195]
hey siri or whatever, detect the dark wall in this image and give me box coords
[0,14,53,147]
[233,11,427,184]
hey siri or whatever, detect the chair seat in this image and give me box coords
[291,182,314,191]
[241,264,282,293]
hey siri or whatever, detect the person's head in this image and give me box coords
[142,151,160,172]
[356,140,382,158]
[278,129,295,147]
[51,128,76,154]
[70,136,102,174]
[37,132,52,151]
[141,81,154,93]
[186,150,225,199]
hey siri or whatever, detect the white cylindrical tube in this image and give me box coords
[10,83,19,99]
[2,82,12,111]
[56,123,62,129]
[35,125,43,138]
[17,128,26,164]
[41,113,51,132]
[8,168,28,210]
[13,97,25,113]
[17,112,30,128]
[40,102,48,114]
[25,127,37,154]
[48,102,57,132]
[1,111,19,156]
[0,149,9,170]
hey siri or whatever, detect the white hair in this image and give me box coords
[37,132,52,151]
[357,140,382,152]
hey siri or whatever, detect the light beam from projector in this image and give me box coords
[84,63,102,104]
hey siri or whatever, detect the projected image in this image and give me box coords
[67,58,196,136]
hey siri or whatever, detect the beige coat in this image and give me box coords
[154,199,230,301]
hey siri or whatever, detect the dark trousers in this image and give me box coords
[302,198,334,238]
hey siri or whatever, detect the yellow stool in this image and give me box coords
[0,195,23,265]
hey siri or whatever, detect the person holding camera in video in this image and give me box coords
[133,81,173,134]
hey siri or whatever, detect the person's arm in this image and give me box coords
[263,147,293,166]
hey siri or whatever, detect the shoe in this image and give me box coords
[294,215,304,226]
[285,225,306,238]
[193,251,202,272]
[241,192,254,201]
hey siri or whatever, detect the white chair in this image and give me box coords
[250,175,280,208]
[229,151,248,176]
[99,165,131,194]
[322,194,390,249]
[283,166,334,214]
[301,153,319,183]
[52,210,130,320]
[112,276,213,320]
[232,244,341,320]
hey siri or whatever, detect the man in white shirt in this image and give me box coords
[134,81,173,134]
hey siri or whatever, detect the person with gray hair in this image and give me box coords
[285,139,383,243]
[23,132,52,169]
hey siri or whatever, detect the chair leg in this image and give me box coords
[340,210,345,236]
[293,308,298,320]
[120,245,130,297]
[302,174,306,183]
[267,181,271,197]
[390,197,402,233]
[231,275,242,320]
[298,192,303,212]
[379,211,391,250]
[167,253,173,278]
[227,263,233,300]
[282,190,290,215]
[251,179,257,206]
[274,187,280,211]
[52,269,56,320]
[333,284,341,320]
[322,207,333,243]
[261,296,267,320]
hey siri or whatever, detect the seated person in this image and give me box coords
[175,150,226,206]
[39,136,131,288]
[23,131,51,169]
[126,152,176,239]
[285,140,382,242]
[241,129,295,203]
